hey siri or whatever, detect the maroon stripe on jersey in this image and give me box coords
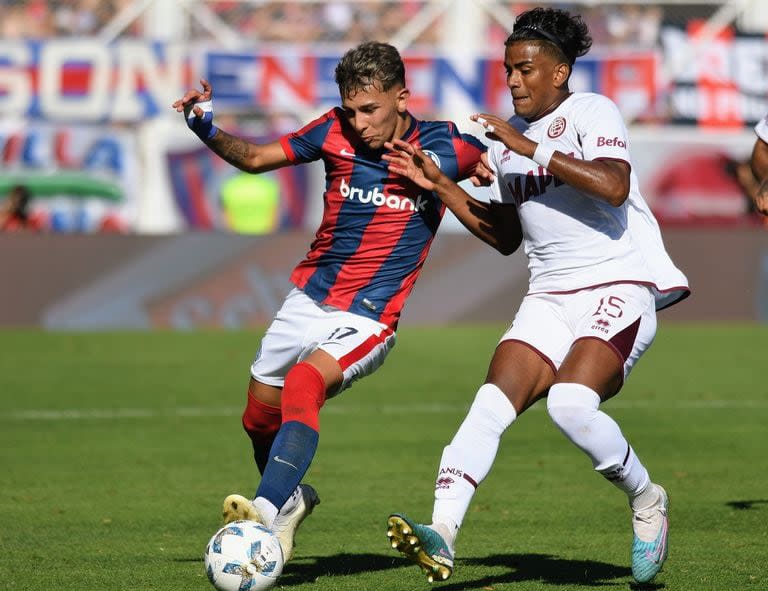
[536,280,656,295]
[463,472,479,489]
[337,326,394,371]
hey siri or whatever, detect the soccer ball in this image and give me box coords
[204,520,284,591]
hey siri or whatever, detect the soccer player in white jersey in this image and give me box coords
[749,114,768,215]
[382,7,689,585]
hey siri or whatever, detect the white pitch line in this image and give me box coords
[2,399,767,421]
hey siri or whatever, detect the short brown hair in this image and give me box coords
[334,41,406,99]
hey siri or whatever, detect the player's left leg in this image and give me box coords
[388,340,554,582]
[548,284,668,584]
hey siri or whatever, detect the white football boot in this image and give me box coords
[631,484,669,583]
[222,484,320,562]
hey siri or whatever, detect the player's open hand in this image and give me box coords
[172,79,213,117]
[172,79,218,141]
[471,113,527,154]
[383,139,444,192]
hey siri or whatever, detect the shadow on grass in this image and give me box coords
[276,552,643,589]
[726,499,768,510]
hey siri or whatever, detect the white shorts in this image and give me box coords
[250,288,396,397]
[500,283,657,380]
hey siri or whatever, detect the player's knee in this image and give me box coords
[546,382,601,439]
[242,391,281,437]
[281,362,327,430]
[455,383,517,440]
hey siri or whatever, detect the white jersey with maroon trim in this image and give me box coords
[754,113,768,142]
[487,92,689,310]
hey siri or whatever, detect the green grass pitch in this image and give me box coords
[1,325,766,590]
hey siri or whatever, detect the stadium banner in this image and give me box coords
[0,121,139,232]
[659,23,768,128]
[0,36,760,127]
[0,39,651,121]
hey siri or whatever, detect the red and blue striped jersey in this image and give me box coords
[279,107,485,329]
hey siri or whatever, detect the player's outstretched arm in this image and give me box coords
[471,113,630,207]
[172,79,289,174]
[384,139,522,255]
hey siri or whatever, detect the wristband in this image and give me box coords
[532,143,555,168]
[185,99,218,141]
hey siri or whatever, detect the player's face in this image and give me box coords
[340,83,410,150]
[504,41,570,120]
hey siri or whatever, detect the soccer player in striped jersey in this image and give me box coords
[172,41,487,562]
[382,8,688,585]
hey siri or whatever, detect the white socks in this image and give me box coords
[430,381,656,549]
[432,384,517,546]
[252,484,303,528]
[252,497,279,528]
[547,382,651,502]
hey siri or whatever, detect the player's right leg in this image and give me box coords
[386,514,454,583]
[387,334,554,582]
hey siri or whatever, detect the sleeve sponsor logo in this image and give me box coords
[596,136,627,148]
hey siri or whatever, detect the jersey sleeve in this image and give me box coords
[487,143,512,205]
[755,113,768,142]
[279,108,337,164]
[449,123,486,180]
[574,95,631,164]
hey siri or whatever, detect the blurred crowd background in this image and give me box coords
[0,1,726,47]
[1,0,767,234]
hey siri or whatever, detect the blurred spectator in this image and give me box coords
[724,158,768,225]
[604,4,662,47]
[0,185,45,232]
[748,114,768,217]
[648,151,759,226]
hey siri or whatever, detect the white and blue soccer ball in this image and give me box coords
[204,520,284,591]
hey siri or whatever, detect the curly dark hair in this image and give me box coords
[505,7,592,66]
[334,41,406,99]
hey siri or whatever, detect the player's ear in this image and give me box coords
[396,87,410,113]
[553,62,570,89]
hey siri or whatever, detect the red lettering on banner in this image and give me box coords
[259,56,315,106]
[601,55,656,121]
[484,57,509,112]
[689,20,742,129]
[402,57,432,112]
[53,130,78,167]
